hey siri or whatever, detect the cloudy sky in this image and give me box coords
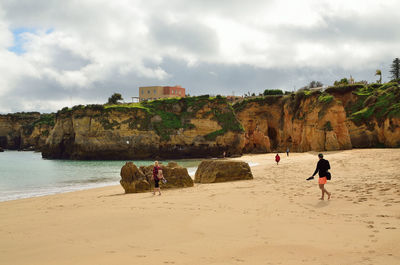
[0,0,399,113]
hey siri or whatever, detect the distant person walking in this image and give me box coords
[307,153,331,200]
[152,161,162,195]
[275,153,280,165]
[286,147,290,157]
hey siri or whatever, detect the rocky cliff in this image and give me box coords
[3,83,399,158]
[42,96,245,159]
[234,83,400,152]
[0,113,55,150]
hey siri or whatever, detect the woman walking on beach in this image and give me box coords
[153,161,162,195]
[275,153,280,165]
[307,153,331,200]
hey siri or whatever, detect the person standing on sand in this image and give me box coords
[307,153,331,200]
[152,161,161,195]
[286,147,290,157]
[275,153,280,165]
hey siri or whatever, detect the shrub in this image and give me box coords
[263,89,283,96]
[318,94,333,104]
[325,84,364,94]
[204,129,226,141]
[324,121,333,131]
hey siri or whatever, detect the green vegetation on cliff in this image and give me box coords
[60,95,243,141]
[22,113,55,135]
[349,82,400,125]
[233,95,283,112]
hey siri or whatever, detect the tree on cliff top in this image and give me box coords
[263,89,283,96]
[334,78,349,86]
[390,58,400,82]
[375,69,382,84]
[107,93,123,104]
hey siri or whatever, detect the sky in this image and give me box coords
[0,0,399,113]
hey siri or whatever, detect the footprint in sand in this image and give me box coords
[385,227,396,229]
[376,214,390,218]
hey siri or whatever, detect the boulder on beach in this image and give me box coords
[120,162,150,193]
[140,162,193,189]
[0,147,4,152]
[194,160,253,183]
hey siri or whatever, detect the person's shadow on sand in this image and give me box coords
[313,200,331,208]
[305,200,330,209]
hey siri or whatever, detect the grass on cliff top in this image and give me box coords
[349,82,400,125]
[233,95,284,112]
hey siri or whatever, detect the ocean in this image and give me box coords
[0,151,201,202]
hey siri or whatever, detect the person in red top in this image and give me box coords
[275,153,280,165]
[152,161,161,195]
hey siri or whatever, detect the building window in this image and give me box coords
[154,89,156,94]
[148,90,150,94]
[142,90,144,94]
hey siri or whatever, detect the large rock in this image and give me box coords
[0,146,4,152]
[194,160,253,183]
[140,162,193,189]
[120,162,150,193]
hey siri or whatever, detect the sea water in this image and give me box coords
[0,151,201,202]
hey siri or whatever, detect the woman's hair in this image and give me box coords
[318,153,323,158]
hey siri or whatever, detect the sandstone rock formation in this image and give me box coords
[194,160,253,183]
[140,162,194,189]
[234,93,352,153]
[3,84,400,158]
[0,113,54,151]
[120,162,150,193]
[42,97,245,160]
[234,84,400,153]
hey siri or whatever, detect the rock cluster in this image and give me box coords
[120,161,193,193]
[194,160,253,183]
[120,162,149,193]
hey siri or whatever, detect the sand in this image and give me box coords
[1,148,400,265]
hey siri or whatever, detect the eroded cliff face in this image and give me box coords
[4,84,400,158]
[42,97,245,159]
[234,84,400,153]
[234,93,352,152]
[0,113,54,150]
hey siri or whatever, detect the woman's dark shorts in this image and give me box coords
[154,179,160,188]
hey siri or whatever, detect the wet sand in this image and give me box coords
[0,148,399,264]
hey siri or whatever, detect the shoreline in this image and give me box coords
[1,149,399,264]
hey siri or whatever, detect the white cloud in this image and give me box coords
[0,0,399,113]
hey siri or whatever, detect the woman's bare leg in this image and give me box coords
[319,184,324,200]
[325,188,331,200]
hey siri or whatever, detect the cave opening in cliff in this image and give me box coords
[0,136,7,148]
[268,127,278,150]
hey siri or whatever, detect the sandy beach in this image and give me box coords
[1,148,399,265]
